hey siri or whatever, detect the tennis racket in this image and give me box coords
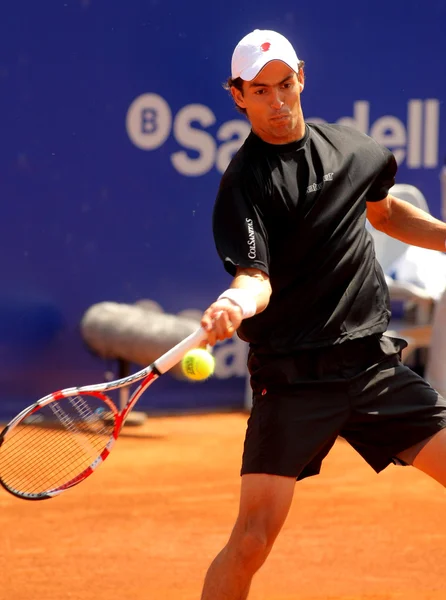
[0,326,207,501]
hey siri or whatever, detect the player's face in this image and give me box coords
[231,60,305,144]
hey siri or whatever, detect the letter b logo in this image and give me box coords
[126,93,172,150]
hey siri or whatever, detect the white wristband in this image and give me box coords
[217,288,257,319]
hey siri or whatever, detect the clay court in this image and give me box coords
[1,412,445,600]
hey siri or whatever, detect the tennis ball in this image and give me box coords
[181,348,215,381]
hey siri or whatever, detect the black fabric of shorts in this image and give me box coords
[242,334,446,481]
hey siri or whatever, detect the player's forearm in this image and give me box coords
[201,268,271,343]
[381,195,446,252]
[230,268,272,315]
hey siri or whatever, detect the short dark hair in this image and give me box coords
[223,60,305,116]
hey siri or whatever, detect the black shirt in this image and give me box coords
[212,122,398,354]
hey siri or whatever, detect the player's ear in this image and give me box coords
[231,86,246,110]
[298,67,305,93]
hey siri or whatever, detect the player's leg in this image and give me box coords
[200,347,350,599]
[341,334,446,481]
[397,428,446,486]
[200,473,295,600]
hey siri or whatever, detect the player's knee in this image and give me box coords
[237,529,269,567]
[231,522,273,570]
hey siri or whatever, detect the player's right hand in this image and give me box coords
[201,299,243,346]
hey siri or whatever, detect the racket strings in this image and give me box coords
[2,431,88,494]
[51,395,112,438]
[0,413,111,495]
[3,419,100,483]
[0,394,116,497]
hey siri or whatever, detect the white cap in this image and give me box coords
[231,29,300,81]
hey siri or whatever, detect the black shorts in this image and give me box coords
[242,334,446,481]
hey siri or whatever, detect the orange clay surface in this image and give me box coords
[0,412,445,600]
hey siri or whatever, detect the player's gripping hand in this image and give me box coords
[201,299,243,346]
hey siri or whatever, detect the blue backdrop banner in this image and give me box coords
[0,0,444,419]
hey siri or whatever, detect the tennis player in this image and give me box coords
[199,29,446,599]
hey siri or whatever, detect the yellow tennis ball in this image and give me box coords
[181,348,215,381]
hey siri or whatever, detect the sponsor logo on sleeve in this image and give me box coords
[245,218,256,259]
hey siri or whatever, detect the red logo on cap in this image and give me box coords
[261,42,271,52]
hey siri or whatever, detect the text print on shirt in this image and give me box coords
[307,172,334,194]
[246,218,256,259]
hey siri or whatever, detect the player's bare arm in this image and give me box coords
[201,267,272,346]
[366,194,446,251]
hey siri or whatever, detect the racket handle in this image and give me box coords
[153,327,208,374]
